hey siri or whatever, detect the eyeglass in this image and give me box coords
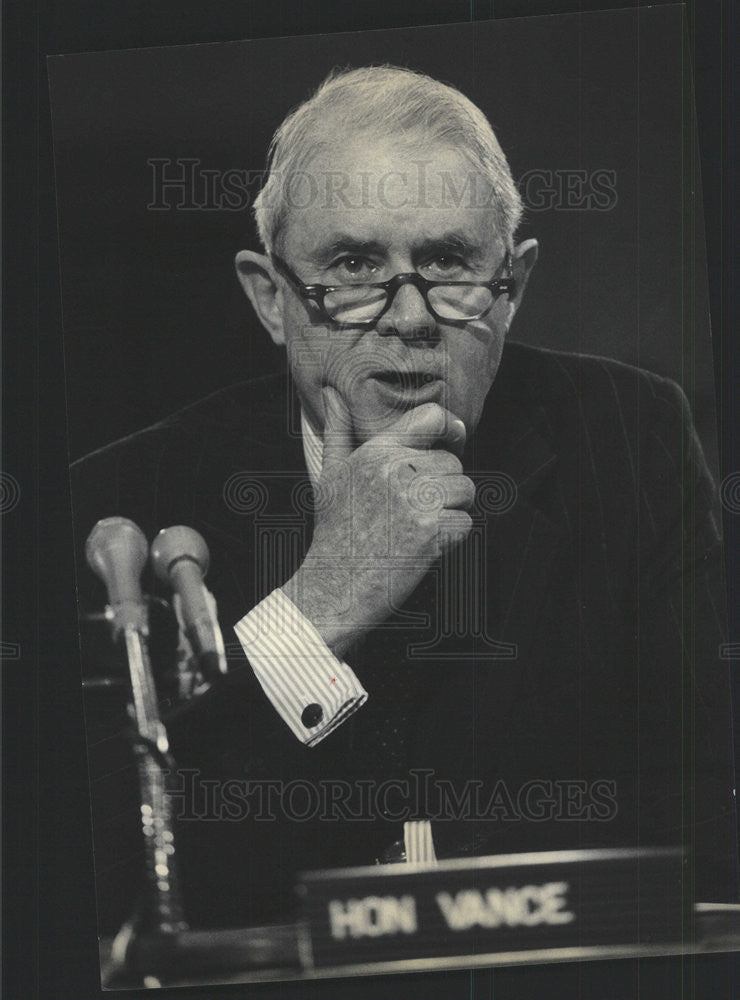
[269,252,516,327]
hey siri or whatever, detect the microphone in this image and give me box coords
[85,517,149,635]
[149,526,227,681]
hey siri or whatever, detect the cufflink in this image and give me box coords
[301,703,324,728]
[376,839,407,865]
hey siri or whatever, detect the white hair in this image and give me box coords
[253,64,523,253]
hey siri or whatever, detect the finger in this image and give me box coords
[396,403,466,452]
[405,474,476,513]
[437,509,474,543]
[438,475,476,510]
[426,450,464,476]
[394,449,462,480]
[371,403,467,454]
[321,384,354,466]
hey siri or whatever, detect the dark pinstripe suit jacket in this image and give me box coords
[72,342,736,930]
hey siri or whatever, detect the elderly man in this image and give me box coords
[72,66,734,932]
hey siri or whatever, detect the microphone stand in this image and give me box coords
[100,604,303,988]
[120,611,188,934]
[86,519,188,985]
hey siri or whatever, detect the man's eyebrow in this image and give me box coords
[309,231,487,264]
[413,232,486,260]
[312,235,387,262]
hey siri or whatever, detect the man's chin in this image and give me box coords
[352,380,449,436]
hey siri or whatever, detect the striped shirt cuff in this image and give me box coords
[233,588,367,746]
[403,820,438,866]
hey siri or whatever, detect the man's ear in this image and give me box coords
[234,250,286,347]
[505,238,539,327]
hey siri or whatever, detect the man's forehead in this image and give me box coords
[277,134,501,256]
[301,138,489,201]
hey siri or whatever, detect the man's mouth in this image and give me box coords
[368,369,445,406]
[371,370,441,390]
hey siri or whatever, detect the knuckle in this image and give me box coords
[441,510,473,538]
[456,511,474,532]
[417,401,445,431]
[407,475,447,516]
[389,453,413,478]
[421,401,445,419]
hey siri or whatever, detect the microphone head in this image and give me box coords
[150,526,210,583]
[85,517,149,605]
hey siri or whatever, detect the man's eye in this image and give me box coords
[332,257,378,280]
[422,254,466,277]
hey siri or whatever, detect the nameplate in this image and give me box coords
[297,847,687,968]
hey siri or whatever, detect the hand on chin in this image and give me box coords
[352,379,450,443]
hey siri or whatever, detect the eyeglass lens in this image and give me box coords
[323,283,494,323]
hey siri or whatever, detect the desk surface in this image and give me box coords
[100,904,740,989]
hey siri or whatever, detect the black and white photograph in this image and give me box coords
[41,4,737,993]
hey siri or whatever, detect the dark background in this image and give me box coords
[49,8,718,470]
[4,2,737,1000]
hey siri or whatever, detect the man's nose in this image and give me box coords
[376,281,437,341]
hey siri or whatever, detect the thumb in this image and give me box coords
[321,384,354,466]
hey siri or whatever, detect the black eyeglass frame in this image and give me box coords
[269,251,516,327]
